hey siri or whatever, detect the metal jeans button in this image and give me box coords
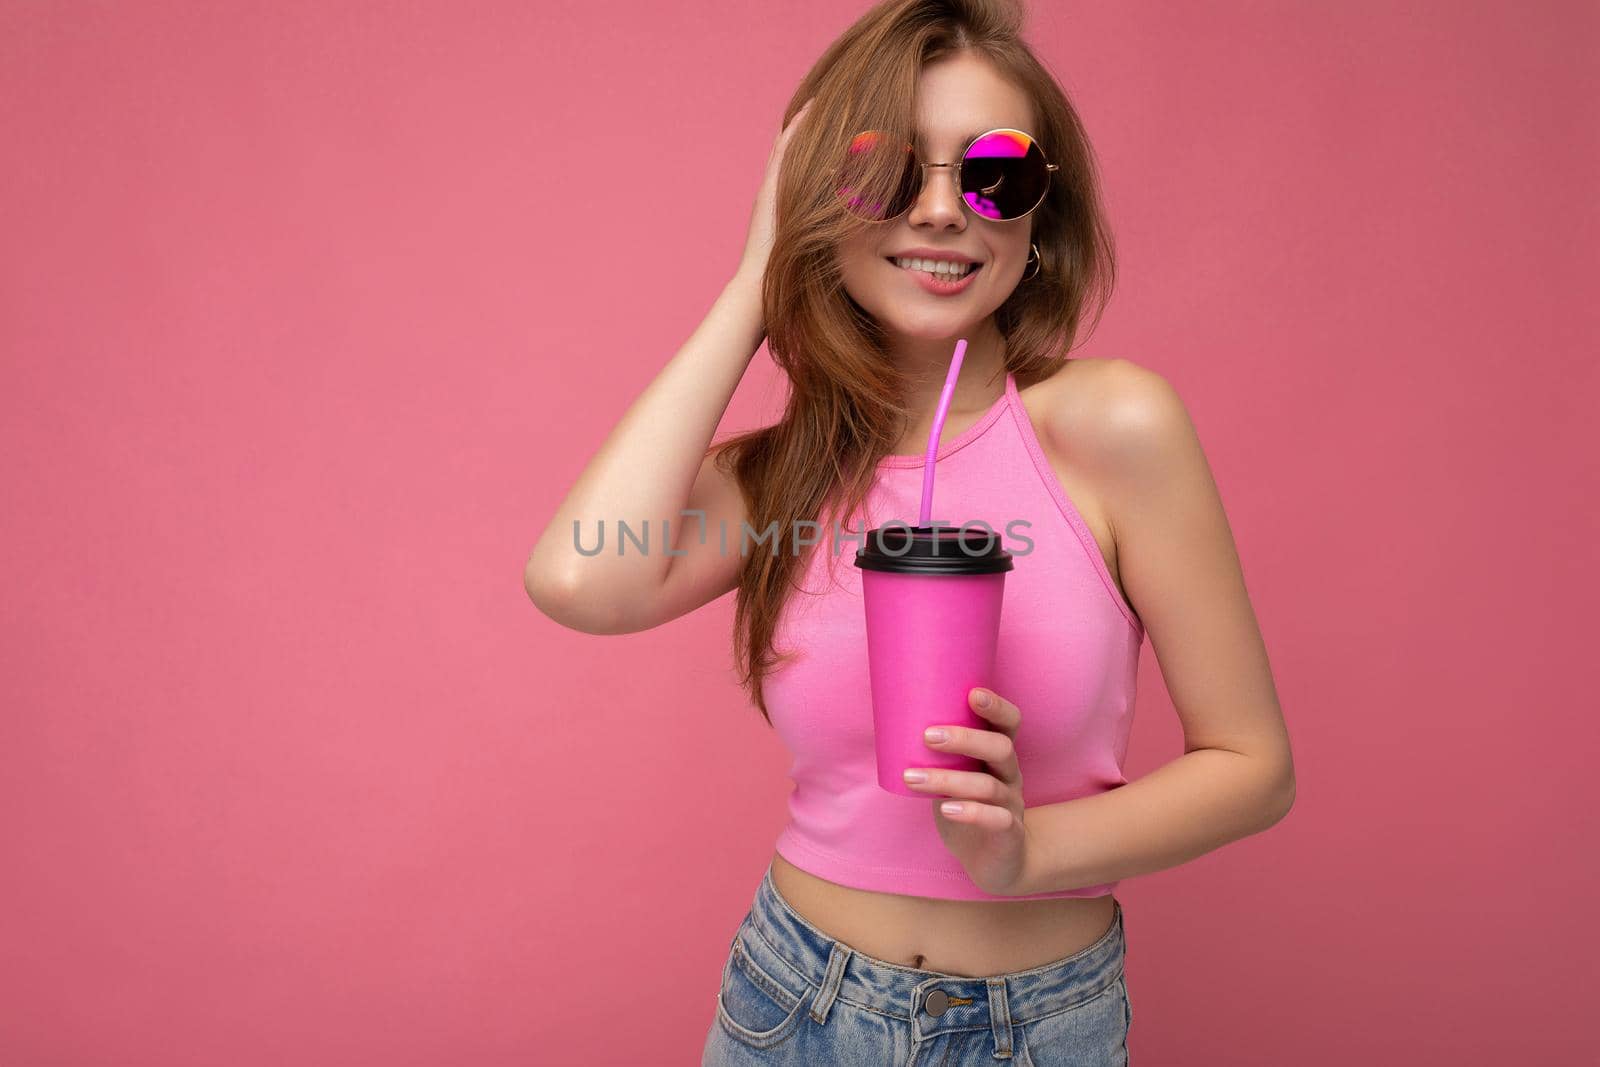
[923,989,950,1017]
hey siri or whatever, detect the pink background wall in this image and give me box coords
[2,1,1594,1063]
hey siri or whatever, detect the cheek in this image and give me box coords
[836,240,888,302]
[987,242,1030,286]
[836,235,879,276]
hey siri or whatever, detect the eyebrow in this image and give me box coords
[913,127,1012,151]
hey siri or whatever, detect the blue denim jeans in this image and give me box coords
[702,861,1132,1065]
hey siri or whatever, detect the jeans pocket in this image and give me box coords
[1015,978,1128,1067]
[714,930,811,1050]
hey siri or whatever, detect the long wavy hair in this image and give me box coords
[712,0,1116,725]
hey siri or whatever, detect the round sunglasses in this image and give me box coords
[835,127,1059,223]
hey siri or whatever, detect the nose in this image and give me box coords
[906,164,967,230]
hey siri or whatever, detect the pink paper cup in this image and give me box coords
[854,525,1014,796]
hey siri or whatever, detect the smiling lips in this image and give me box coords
[887,255,983,294]
[890,255,978,277]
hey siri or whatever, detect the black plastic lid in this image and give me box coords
[853,525,1014,575]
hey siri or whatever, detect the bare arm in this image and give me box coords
[525,99,816,634]
[523,274,764,634]
[1016,359,1296,894]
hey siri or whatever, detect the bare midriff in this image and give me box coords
[769,852,1117,979]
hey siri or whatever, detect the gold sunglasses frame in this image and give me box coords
[847,126,1061,224]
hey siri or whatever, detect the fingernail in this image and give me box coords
[903,769,928,784]
[941,802,965,816]
[973,690,990,708]
[925,728,947,743]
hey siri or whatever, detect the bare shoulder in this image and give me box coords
[1012,357,1188,621]
[1033,361,1291,788]
[1022,358,1291,786]
[1023,357,1208,621]
[1033,356,1193,474]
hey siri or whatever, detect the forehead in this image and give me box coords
[910,57,1036,150]
[913,124,1028,150]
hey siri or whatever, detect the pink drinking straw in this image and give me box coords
[916,338,968,528]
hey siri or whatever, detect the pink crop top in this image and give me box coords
[765,369,1144,901]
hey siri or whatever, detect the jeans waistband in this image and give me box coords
[740,860,1124,1042]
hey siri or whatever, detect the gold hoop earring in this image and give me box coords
[1023,243,1041,281]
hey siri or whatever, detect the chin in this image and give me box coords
[841,275,986,338]
[887,314,971,337]
[876,313,984,343]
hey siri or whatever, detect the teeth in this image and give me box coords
[892,256,975,277]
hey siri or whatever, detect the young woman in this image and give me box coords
[526,2,1295,1062]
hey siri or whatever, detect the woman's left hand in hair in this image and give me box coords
[904,687,1034,897]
